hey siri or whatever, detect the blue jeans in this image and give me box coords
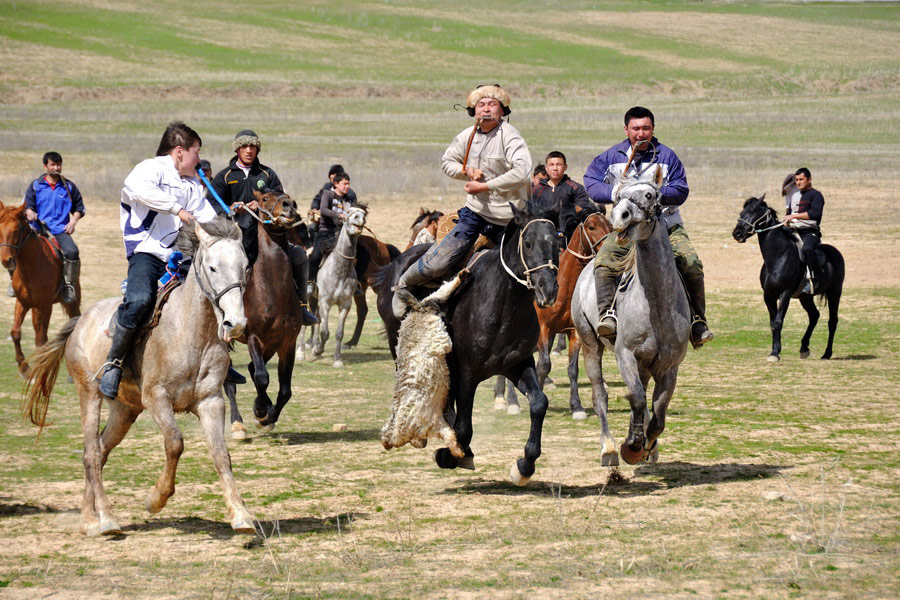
[415,206,506,278]
[54,232,79,260]
[116,253,167,330]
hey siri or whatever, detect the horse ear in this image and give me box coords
[509,202,527,226]
[252,190,263,201]
[759,192,767,202]
[654,165,664,187]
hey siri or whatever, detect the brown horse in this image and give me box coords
[224,191,305,438]
[404,207,444,251]
[495,211,611,419]
[0,202,79,373]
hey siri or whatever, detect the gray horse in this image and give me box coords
[572,173,690,466]
[24,217,255,536]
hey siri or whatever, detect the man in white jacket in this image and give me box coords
[99,121,219,398]
[391,84,532,319]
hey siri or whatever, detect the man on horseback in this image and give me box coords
[584,106,714,348]
[99,122,221,398]
[391,84,532,319]
[532,151,601,241]
[783,168,825,294]
[22,151,84,305]
[307,172,358,289]
[209,130,317,326]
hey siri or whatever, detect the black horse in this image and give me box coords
[374,205,559,485]
[732,194,844,360]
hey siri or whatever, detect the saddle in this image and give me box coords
[104,277,183,339]
[788,229,827,269]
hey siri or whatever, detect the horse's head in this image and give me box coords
[610,173,662,245]
[408,208,443,246]
[0,204,29,272]
[344,205,367,236]
[578,211,612,254]
[509,203,559,308]
[187,217,248,343]
[732,193,775,243]
[253,190,300,228]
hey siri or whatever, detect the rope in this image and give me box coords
[499,218,558,289]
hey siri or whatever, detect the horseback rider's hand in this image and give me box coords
[25,208,37,222]
[464,180,489,194]
[177,209,195,225]
[465,167,484,182]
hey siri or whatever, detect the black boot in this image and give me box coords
[62,258,80,304]
[290,251,318,326]
[685,274,714,349]
[98,320,137,398]
[593,264,618,338]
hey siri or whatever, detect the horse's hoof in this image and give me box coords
[333,360,344,368]
[550,350,561,358]
[799,350,810,359]
[82,521,101,537]
[820,353,832,360]
[340,343,353,350]
[99,518,122,536]
[509,461,532,487]
[256,422,275,433]
[506,404,521,415]
[620,442,644,465]
[572,410,587,421]
[231,513,256,534]
[766,354,780,363]
[434,447,458,469]
[647,444,659,464]
[231,423,248,441]
[493,397,506,410]
[145,490,167,514]
[601,452,619,467]
[457,455,475,470]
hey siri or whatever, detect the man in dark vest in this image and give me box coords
[783,167,825,294]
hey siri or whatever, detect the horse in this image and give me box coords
[23,217,254,536]
[375,204,559,485]
[494,211,612,419]
[405,207,444,251]
[0,202,80,373]
[572,174,691,467]
[224,191,306,438]
[309,205,368,367]
[732,194,844,361]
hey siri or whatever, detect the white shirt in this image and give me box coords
[120,155,218,261]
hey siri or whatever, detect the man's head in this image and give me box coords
[328,164,345,183]
[233,129,261,166]
[623,106,655,150]
[466,84,510,132]
[794,167,812,191]
[156,121,202,178]
[532,164,547,187]
[42,151,63,180]
[199,159,212,181]
[332,172,350,196]
[545,151,567,183]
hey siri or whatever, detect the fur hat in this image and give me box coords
[233,129,261,152]
[466,84,511,117]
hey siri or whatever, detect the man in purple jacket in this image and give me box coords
[584,106,713,348]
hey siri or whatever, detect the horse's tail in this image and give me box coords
[23,316,79,432]
[387,244,401,260]
[372,263,394,299]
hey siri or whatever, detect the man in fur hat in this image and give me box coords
[210,129,317,326]
[391,84,532,319]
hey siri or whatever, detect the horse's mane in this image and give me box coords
[411,209,443,229]
[743,196,778,222]
[176,216,241,254]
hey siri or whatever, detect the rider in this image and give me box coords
[307,172,357,288]
[531,164,548,189]
[22,151,85,304]
[584,106,714,348]
[532,150,601,241]
[99,122,219,398]
[391,84,532,319]
[783,167,825,294]
[209,129,317,326]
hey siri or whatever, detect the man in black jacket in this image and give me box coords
[308,172,357,288]
[784,167,825,294]
[211,130,317,325]
[532,151,600,241]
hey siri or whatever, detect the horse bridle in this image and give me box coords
[564,220,605,261]
[499,218,559,289]
[192,243,246,316]
[0,220,36,269]
[737,210,782,236]
[336,208,366,260]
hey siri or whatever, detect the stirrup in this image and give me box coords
[92,358,123,382]
[690,316,714,348]
[596,309,617,337]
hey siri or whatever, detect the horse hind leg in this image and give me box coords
[332,302,351,367]
[492,376,508,410]
[224,381,247,441]
[567,332,587,420]
[822,286,841,360]
[247,336,273,428]
[508,362,549,486]
[264,344,296,426]
[80,389,129,536]
[11,300,27,373]
[798,294,819,359]
[344,292,367,349]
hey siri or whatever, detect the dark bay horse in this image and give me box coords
[375,205,559,485]
[732,194,844,361]
[0,202,79,373]
[225,192,305,437]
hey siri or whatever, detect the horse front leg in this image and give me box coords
[332,300,351,367]
[567,331,586,420]
[314,302,329,357]
[798,294,820,359]
[224,381,247,441]
[822,287,841,360]
[247,335,273,427]
[536,324,552,390]
[345,292,367,349]
[195,394,255,534]
[143,388,184,516]
[615,351,649,465]
[266,343,296,425]
[11,299,27,372]
[508,359,549,486]
[80,387,125,536]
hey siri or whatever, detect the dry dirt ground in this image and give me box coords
[0,174,897,598]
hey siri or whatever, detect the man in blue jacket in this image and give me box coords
[23,151,85,304]
[584,106,713,348]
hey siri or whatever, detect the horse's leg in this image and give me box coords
[80,388,125,536]
[10,300,27,371]
[492,376,507,410]
[798,294,820,359]
[224,381,247,441]
[144,391,184,515]
[314,301,329,357]
[295,326,306,362]
[505,377,520,414]
[508,359,549,486]
[765,289,792,362]
[535,324,552,390]
[332,300,351,367]
[567,331,587,420]
[266,343,296,425]
[645,369,679,464]
[345,292,367,349]
[822,286,841,360]
[435,373,476,471]
[616,351,649,465]
[195,394,255,533]
[583,335,616,466]
[247,336,273,427]
[552,332,566,356]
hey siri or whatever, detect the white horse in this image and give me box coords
[24,217,255,536]
[571,172,690,467]
[309,205,367,367]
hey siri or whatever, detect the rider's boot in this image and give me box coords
[290,249,318,326]
[391,262,432,320]
[98,319,137,398]
[686,273,714,349]
[62,258,80,304]
[592,264,618,338]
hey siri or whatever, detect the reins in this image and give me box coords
[738,211,783,236]
[499,218,558,289]
[563,222,604,261]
